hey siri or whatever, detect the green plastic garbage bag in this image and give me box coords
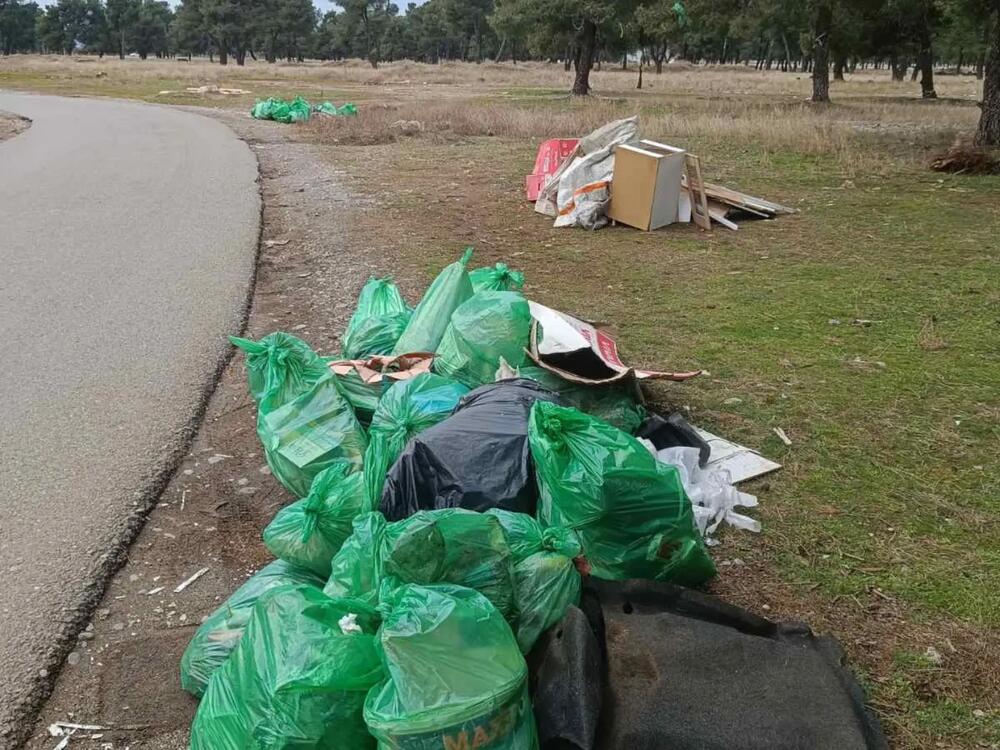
[314,101,359,117]
[343,314,410,360]
[180,560,324,699]
[258,374,367,498]
[486,509,583,653]
[363,373,469,507]
[324,512,442,606]
[434,291,532,388]
[391,248,474,355]
[469,263,525,293]
[250,98,276,120]
[331,369,384,426]
[285,96,312,123]
[364,583,538,750]
[190,585,382,750]
[341,277,412,360]
[528,401,715,586]
[324,510,518,621]
[263,463,367,577]
[517,365,647,433]
[230,332,330,409]
[344,278,411,348]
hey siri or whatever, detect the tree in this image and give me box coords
[129,0,171,57]
[340,0,396,68]
[810,0,833,101]
[636,0,688,73]
[105,0,138,58]
[0,0,40,54]
[976,0,1000,145]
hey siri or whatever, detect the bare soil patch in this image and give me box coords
[0,110,30,142]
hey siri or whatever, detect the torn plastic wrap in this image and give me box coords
[379,379,564,520]
[533,116,639,230]
[363,583,539,750]
[652,445,761,543]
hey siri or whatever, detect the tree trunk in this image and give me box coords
[910,62,919,81]
[975,4,1000,147]
[572,18,597,96]
[235,48,246,66]
[218,43,227,66]
[891,51,905,81]
[833,54,845,80]
[119,27,125,59]
[916,4,936,97]
[495,36,506,63]
[811,0,832,102]
[621,52,627,70]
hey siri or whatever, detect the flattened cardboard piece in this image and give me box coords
[527,301,701,386]
[696,428,782,483]
[328,352,434,384]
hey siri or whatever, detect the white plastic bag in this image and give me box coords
[646,444,761,542]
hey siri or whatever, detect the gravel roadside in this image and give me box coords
[22,110,391,750]
[0,110,30,142]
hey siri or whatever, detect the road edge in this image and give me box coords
[6,116,264,750]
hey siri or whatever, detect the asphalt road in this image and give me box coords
[0,92,259,745]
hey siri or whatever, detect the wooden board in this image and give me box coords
[685,154,712,232]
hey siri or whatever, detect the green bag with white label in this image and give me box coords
[258,374,367,498]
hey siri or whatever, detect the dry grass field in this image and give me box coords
[2,54,998,749]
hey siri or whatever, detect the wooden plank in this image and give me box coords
[707,201,739,231]
[702,181,796,214]
[685,154,712,232]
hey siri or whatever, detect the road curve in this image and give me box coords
[0,92,259,745]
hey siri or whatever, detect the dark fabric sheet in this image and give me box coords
[529,579,888,750]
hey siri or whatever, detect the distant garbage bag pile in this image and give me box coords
[251,96,358,124]
[183,247,885,749]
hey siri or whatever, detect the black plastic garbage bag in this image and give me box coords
[379,379,563,520]
[531,578,889,750]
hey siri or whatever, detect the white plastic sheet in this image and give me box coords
[642,443,761,543]
[535,116,640,230]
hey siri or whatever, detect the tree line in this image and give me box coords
[1,0,997,144]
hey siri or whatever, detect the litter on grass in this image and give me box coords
[251,96,358,123]
[185,247,889,750]
[530,115,797,233]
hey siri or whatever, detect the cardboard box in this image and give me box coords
[607,140,686,231]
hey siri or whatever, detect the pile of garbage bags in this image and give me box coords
[182,249,768,748]
[251,96,358,124]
